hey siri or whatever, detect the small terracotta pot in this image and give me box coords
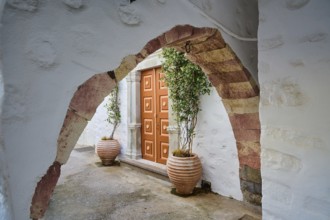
[166,153,202,195]
[96,139,120,165]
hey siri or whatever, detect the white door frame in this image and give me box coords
[125,49,179,160]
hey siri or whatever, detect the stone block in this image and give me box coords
[242,189,262,206]
[229,113,260,130]
[187,31,225,54]
[69,72,116,120]
[222,96,260,114]
[240,180,262,194]
[56,109,88,164]
[115,54,139,81]
[237,141,261,169]
[216,81,259,99]
[239,165,261,184]
[30,161,61,219]
[233,129,260,142]
[216,58,244,73]
[164,24,194,45]
[206,68,251,86]
[139,37,162,58]
[193,45,235,63]
[262,148,301,172]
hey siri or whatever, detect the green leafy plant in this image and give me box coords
[104,84,121,140]
[161,48,211,157]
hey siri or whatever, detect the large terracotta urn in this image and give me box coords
[96,139,121,165]
[166,153,202,195]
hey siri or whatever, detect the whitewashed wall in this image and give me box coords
[259,1,330,219]
[0,0,13,219]
[1,0,257,218]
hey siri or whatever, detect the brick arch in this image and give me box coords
[30,25,261,219]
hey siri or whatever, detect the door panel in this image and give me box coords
[141,69,155,162]
[141,67,169,164]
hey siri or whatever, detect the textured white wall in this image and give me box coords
[259,1,330,219]
[1,0,257,218]
[194,88,242,200]
[0,0,13,219]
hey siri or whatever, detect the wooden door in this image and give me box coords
[141,67,169,164]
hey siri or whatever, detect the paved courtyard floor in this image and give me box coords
[43,146,262,220]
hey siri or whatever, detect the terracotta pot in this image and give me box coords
[96,139,120,165]
[166,153,202,195]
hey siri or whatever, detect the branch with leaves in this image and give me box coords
[105,84,121,140]
[161,48,211,157]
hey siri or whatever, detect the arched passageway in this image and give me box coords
[30,25,261,219]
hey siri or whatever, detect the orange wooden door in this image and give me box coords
[141,67,169,164]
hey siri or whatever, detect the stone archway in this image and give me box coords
[30,25,261,219]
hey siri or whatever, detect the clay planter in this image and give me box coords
[96,139,120,165]
[166,153,202,195]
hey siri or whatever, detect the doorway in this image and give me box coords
[140,67,169,164]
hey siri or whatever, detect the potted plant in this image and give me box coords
[161,48,211,195]
[96,84,121,166]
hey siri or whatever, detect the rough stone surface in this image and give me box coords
[69,73,116,120]
[222,97,259,114]
[233,129,260,142]
[207,68,251,85]
[56,109,88,164]
[237,141,261,169]
[30,161,61,219]
[242,190,262,206]
[193,46,235,63]
[229,113,260,130]
[114,55,139,81]
[216,82,259,99]
[240,165,261,184]
[44,149,262,219]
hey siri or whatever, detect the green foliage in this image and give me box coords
[105,85,121,139]
[161,48,211,156]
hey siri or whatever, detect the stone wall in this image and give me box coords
[259,0,330,219]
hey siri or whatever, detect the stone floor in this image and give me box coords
[42,146,262,220]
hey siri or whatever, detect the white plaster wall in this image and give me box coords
[259,1,330,219]
[0,0,13,219]
[1,0,257,218]
[194,88,242,200]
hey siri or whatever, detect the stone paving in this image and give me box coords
[43,147,261,220]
